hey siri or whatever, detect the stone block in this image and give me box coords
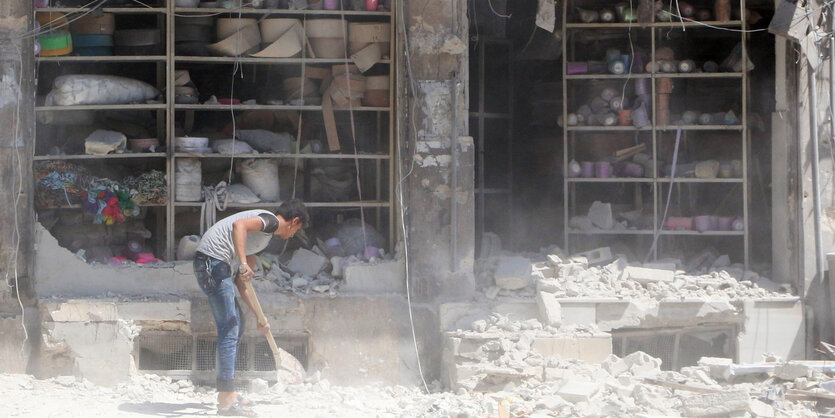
[544,367,575,382]
[536,292,561,327]
[0,316,31,374]
[738,299,804,364]
[39,321,135,387]
[681,389,749,417]
[342,259,405,294]
[572,247,614,266]
[531,261,556,278]
[748,399,775,418]
[546,254,563,266]
[557,380,600,403]
[532,334,612,364]
[287,249,328,277]
[623,266,674,285]
[493,256,531,290]
[536,279,561,294]
[602,354,629,377]
[698,357,733,381]
[623,351,662,378]
[774,362,811,380]
[558,300,597,326]
[492,300,538,322]
[588,201,614,230]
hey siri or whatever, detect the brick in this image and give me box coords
[536,292,561,327]
[532,335,612,364]
[623,266,674,285]
[572,247,614,266]
[287,249,328,277]
[531,261,556,278]
[493,256,531,290]
[601,354,629,377]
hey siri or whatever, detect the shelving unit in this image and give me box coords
[33,0,396,261]
[561,0,749,266]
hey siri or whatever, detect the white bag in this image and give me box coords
[46,75,160,106]
[175,158,202,202]
[84,129,126,155]
[237,158,280,201]
[213,139,255,154]
[227,184,261,204]
[176,235,201,260]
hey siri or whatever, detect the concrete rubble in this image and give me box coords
[477,246,792,301]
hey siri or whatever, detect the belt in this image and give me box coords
[194,251,210,260]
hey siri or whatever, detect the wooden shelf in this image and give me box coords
[174,7,391,16]
[659,230,744,236]
[173,152,390,159]
[567,126,652,132]
[176,56,391,65]
[567,178,653,183]
[655,72,744,79]
[35,104,166,111]
[174,104,389,111]
[34,153,166,160]
[657,178,743,183]
[568,230,655,235]
[657,125,743,131]
[565,20,742,29]
[37,56,167,63]
[37,202,167,210]
[566,73,651,80]
[174,200,390,208]
[36,7,166,13]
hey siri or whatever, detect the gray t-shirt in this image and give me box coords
[196,209,280,267]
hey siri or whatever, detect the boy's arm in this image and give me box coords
[236,254,270,335]
[231,217,265,280]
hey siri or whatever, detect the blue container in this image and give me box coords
[71,34,114,47]
[74,46,114,56]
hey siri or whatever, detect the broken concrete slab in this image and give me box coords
[536,292,561,327]
[557,380,600,403]
[42,299,190,322]
[493,257,532,290]
[602,354,629,377]
[531,334,612,364]
[341,259,405,294]
[287,249,329,277]
[774,363,811,380]
[623,266,674,285]
[681,389,749,417]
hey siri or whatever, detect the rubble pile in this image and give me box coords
[478,246,792,301]
[440,315,820,417]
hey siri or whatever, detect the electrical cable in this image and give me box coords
[486,0,510,19]
[397,0,430,394]
[10,43,29,353]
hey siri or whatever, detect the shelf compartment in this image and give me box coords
[657,125,743,131]
[37,56,167,63]
[34,153,166,160]
[35,104,167,111]
[656,178,742,183]
[174,201,390,208]
[568,230,655,235]
[567,126,652,132]
[567,178,653,183]
[174,7,391,16]
[565,21,742,29]
[36,7,167,13]
[175,57,391,65]
[174,104,389,111]
[566,74,652,80]
[173,152,390,160]
[659,230,744,236]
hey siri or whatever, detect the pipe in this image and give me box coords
[450,80,460,273]
[810,68,825,282]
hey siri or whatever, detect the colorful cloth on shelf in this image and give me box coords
[123,170,167,205]
[82,183,140,225]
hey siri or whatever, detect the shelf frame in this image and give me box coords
[562,0,749,267]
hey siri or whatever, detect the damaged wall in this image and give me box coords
[397,0,475,301]
[0,0,36,374]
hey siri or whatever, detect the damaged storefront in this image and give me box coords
[3,0,835,415]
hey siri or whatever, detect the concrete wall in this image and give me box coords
[396,0,475,301]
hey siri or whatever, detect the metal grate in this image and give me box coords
[134,331,308,383]
[135,332,193,371]
[623,334,677,371]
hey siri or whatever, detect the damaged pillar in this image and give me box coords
[397,0,474,300]
[0,0,36,373]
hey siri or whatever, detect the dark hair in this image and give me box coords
[276,198,309,228]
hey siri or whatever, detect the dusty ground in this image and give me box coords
[0,374,492,418]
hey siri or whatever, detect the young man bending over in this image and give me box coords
[193,199,308,416]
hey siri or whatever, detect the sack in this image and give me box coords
[237,158,280,201]
[175,158,202,202]
[227,184,261,204]
[46,74,159,106]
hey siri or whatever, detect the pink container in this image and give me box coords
[567,61,589,75]
[363,246,379,260]
[324,0,339,9]
[366,0,378,10]
[666,217,693,230]
[581,162,595,178]
[595,161,612,178]
[621,162,643,178]
[693,215,713,232]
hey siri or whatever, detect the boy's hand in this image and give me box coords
[238,263,254,282]
[257,321,271,336]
